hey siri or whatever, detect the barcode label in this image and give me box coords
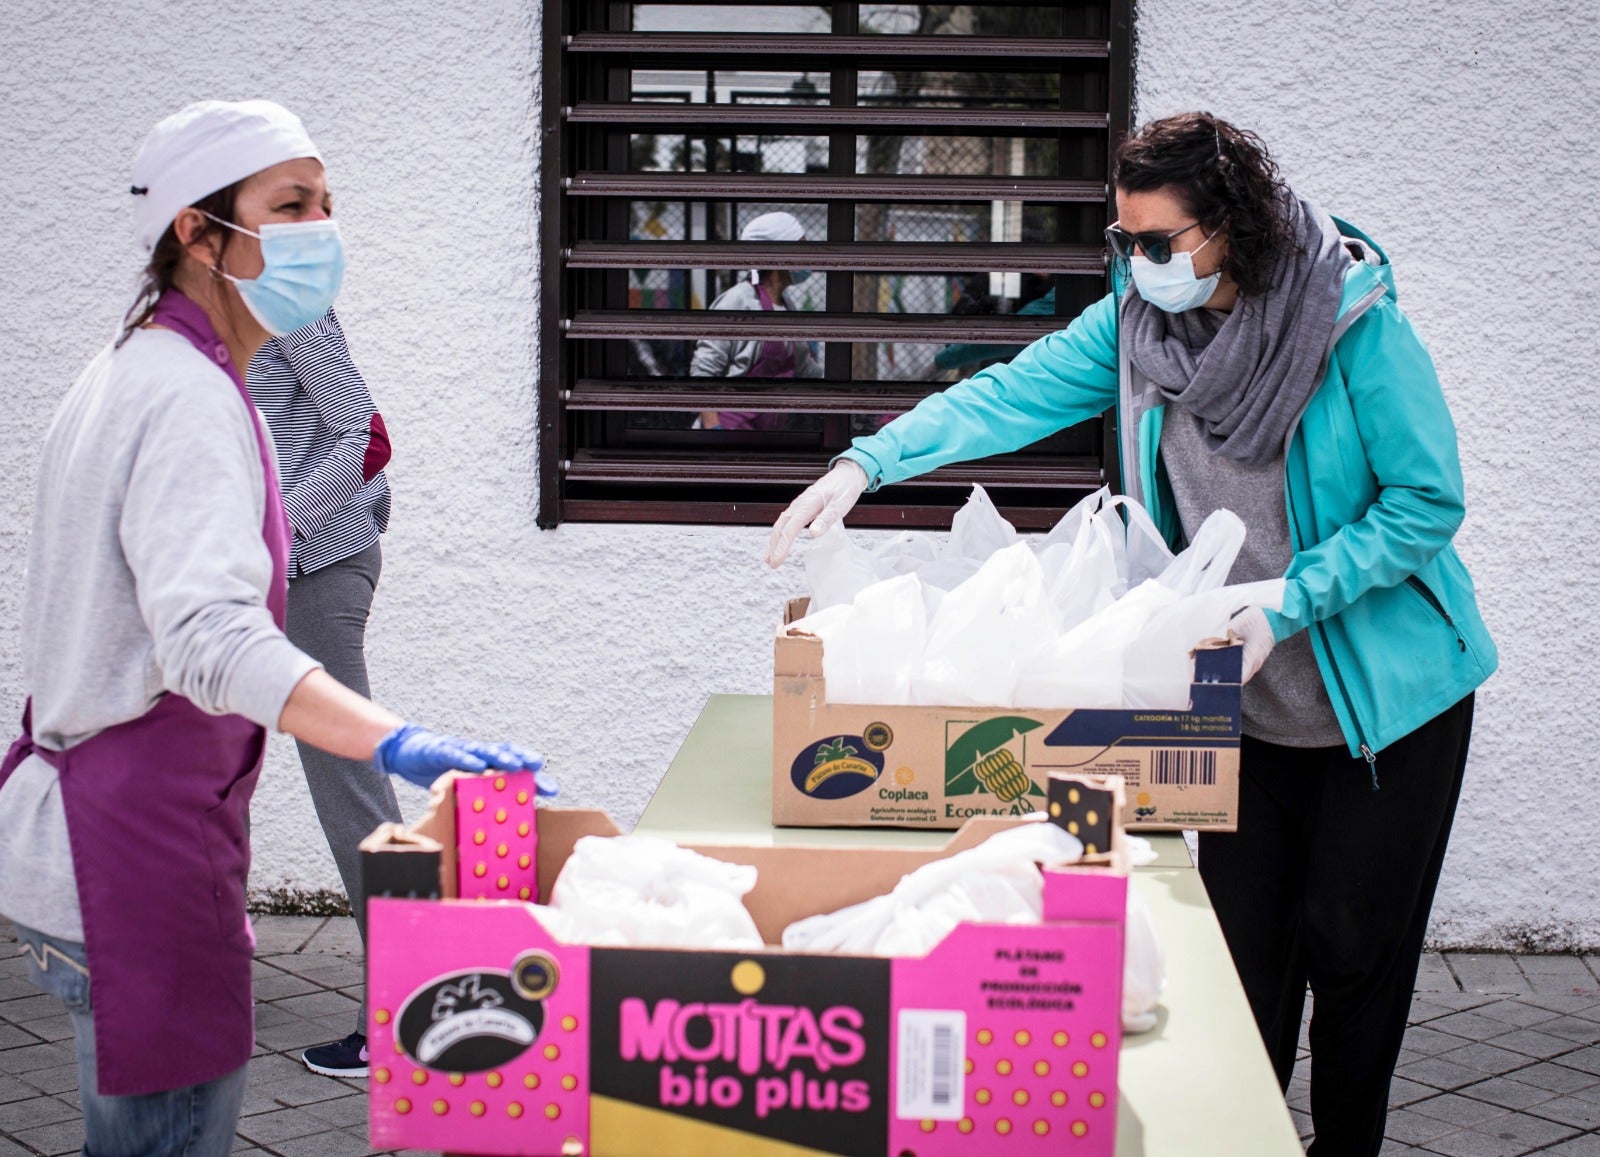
[1151,749,1217,786]
[897,1010,965,1120]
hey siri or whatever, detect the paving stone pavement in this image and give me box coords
[1,917,1597,1155]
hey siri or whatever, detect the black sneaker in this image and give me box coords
[302,1031,369,1078]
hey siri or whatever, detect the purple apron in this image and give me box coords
[716,283,796,432]
[0,290,290,1097]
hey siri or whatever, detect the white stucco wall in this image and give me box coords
[1134,0,1600,947]
[0,2,1592,947]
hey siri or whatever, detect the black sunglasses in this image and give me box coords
[1104,220,1204,265]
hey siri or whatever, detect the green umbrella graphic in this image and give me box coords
[945,717,1046,799]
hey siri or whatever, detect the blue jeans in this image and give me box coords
[16,925,247,1157]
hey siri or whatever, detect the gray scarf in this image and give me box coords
[1123,195,1352,467]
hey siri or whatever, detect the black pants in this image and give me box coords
[1198,694,1474,1157]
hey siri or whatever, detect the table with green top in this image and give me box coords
[634,694,1303,1157]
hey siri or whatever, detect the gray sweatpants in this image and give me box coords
[284,541,401,1034]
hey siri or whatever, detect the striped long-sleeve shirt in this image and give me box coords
[247,309,392,576]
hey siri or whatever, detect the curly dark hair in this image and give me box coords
[1112,112,1296,299]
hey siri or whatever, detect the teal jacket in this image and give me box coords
[841,222,1497,760]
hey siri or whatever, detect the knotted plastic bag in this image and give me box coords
[781,821,1168,1034]
[781,819,1084,956]
[534,835,763,949]
[1123,884,1167,1034]
[869,530,941,577]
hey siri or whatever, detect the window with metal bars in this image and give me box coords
[539,1,1133,529]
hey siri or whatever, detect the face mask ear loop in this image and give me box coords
[198,209,261,241]
[189,210,252,286]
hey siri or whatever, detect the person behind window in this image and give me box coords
[246,310,399,1079]
[693,210,822,431]
[767,112,1497,1157]
[0,101,547,1156]
[933,273,1057,376]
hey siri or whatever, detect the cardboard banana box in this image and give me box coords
[363,774,1130,1157]
[774,598,1241,833]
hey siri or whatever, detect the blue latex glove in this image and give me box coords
[373,724,558,795]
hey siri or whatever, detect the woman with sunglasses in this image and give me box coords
[0,100,550,1155]
[767,111,1495,1157]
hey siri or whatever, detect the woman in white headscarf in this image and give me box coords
[693,210,822,430]
[0,101,548,1155]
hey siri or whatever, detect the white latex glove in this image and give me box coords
[1228,606,1275,683]
[766,459,870,567]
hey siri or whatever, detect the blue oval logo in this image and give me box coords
[790,736,885,800]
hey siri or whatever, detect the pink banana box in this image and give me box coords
[362,777,1128,1157]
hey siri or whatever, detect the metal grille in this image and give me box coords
[540,2,1134,528]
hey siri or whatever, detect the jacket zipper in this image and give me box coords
[1315,618,1379,790]
[1277,278,1388,790]
[1283,479,1378,788]
[1405,574,1467,652]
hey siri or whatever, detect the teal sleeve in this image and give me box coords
[1267,300,1466,641]
[838,293,1121,490]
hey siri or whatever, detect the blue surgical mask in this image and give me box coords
[202,212,345,336]
[1129,230,1221,313]
[789,268,814,286]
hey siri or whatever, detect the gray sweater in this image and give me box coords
[0,327,321,940]
[689,280,825,380]
[1160,402,1345,747]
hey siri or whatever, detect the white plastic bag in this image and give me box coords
[868,530,941,577]
[802,525,881,612]
[1120,578,1285,709]
[1120,834,1165,1035]
[798,486,1268,711]
[1105,495,1177,588]
[780,820,1167,1035]
[815,573,928,705]
[912,543,1055,706]
[1123,885,1166,1034]
[944,484,1018,561]
[781,819,1084,956]
[1014,578,1179,708]
[913,556,983,623]
[1155,509,1246,595]
[1035,485,1110,555]
[541,835,763,949]
[1040,506,1123,633]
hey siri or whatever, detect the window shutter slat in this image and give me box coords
[539,1,1132,530]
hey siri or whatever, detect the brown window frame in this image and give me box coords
[538,0,1135,530]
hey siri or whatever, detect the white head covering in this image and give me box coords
[740,211,805,243]
[130,100,323,254]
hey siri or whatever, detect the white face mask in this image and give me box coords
[1129,229,1221,313]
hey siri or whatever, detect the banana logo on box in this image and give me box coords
[944,717,1046,804]
[790,736,884,800]
[395,958,553,1072]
